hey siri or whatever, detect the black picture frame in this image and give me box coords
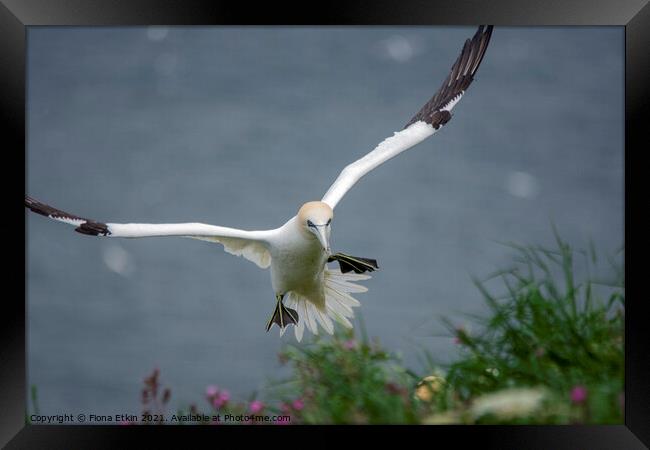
[2,0,647,447]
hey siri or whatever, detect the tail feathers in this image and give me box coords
[327,252,379,274]
[284,268,371,342]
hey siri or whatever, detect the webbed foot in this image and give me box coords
[327,252,379,274]
[265,295,299,332]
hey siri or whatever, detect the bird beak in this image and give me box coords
[314,225,331,253]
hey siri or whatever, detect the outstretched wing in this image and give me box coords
[25,196,272,269]
[321,25,493,209]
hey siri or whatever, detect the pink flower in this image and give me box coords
[570,385,588,404]
[205,385,219,398]
[250,400,264,413]
[280,402,291,414]
[292,398,304,411]
[343,339,357,350]
[212,390,230,408]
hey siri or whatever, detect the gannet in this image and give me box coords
[25,26,493,341]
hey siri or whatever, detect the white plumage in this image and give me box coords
[25,26,494,341]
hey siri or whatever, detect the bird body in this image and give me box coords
[25,26,494,342]
[269,215,328,307]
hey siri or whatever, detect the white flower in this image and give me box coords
[470,387,546,420]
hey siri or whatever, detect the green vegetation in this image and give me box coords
[424,231,624,424]
[270,328,420,424]
[171,232,623,425]
[29,232,624,425]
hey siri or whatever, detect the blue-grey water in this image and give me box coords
[26,26,624,418]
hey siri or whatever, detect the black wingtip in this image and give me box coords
[25,195,111,236]
[404,25,494,130]
[25,196,53,217]
[75,221,110,236]
[476,25,494,36]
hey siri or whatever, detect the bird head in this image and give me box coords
[298,201,333,253]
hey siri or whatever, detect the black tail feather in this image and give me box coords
[328,252,379,274]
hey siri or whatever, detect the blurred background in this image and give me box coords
[26,26,623,417]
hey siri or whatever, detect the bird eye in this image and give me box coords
[307,220,315,227]
[327,219,332,225]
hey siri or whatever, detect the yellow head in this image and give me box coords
[297,201,334,252]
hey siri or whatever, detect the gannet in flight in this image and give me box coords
[25,26,493,341]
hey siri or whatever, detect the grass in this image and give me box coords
[28,231,624,425]
[423,230,624,424]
